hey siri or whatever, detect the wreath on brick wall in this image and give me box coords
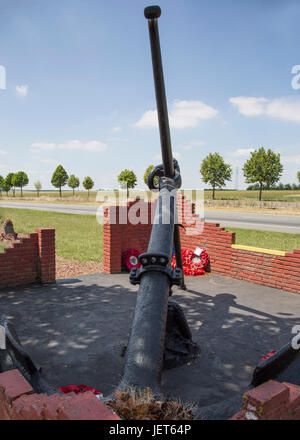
[123,249,141,271]
[172,248,210,276]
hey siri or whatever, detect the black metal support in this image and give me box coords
[120,6,195,393]
[121,179,178,392]
[0,315,58,395]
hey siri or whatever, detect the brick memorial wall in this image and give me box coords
[0,221,55,288]
[103,194,300,294]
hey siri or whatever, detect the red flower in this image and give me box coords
[262,350,276,361]
[59,384,102,395]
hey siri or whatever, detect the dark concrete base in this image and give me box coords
[0,273,300,419]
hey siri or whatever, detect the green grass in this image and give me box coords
[226,227,300,252]
[0,208,299,262]
[0,208,103,262]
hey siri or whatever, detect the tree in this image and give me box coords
[12,171,29,197]
[144,164,159,188]
[6,173,16,197]
[2,176,12,196]
[243,147,283,201]
[200,153,232,200]
[298,171,300,184]
[34,180,42,197]
[82,176,94,199]
[0,175,3,197]
[51,165,68,197]
[68,174,80,195]
[118,169,137,198]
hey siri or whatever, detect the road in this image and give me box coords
[0,201,299,233]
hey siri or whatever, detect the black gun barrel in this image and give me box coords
[120,6,186,391]
[145,5,174,178]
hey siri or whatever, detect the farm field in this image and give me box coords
[0,208,299,263]
[1,189,300,203]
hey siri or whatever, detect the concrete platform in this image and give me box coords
[0,273,300,419]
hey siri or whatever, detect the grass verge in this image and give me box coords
[0,208,299,262]
[226,227,300,252]
[0,207,103,262]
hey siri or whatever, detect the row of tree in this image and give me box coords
[199,147,287,200]
[0,171,29,197]
[0,165,95,198]
[0,148,298,201]
[50,165,94,198]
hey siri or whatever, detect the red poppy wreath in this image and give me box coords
[123,249,141,271]
[172,248,210,276]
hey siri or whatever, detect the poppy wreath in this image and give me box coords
[59,384,103,396]
[123,249,141,271]
[172,248,210,276]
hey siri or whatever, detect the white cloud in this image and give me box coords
[178,139,205,150]
[113,126,121,132]
[0,150,7,155]
[30,139,107,153]
[134,100,218,129]
[39,158,59,164]
[230,96,300,123]
[229,148,255,157]
[173,152,182,160]
[15,84,29,97]
[281,154,300,165]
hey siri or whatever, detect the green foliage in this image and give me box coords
[1,174,13,195]
[243,147,283,201]
[83,176,94,198]
[34,180,42,196]
[118,169,137,197]
[68,174,80,195]
[0,175,3,195]
[200,152,232,199]
[6,173,16,196]
[298,171,300,184]
[144,164,158,188]
[51,165,69,196]
[12,171,29,196]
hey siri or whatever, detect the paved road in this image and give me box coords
[0,201,299,233]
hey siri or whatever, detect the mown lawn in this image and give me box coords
[226,227,300,252]
[0,208,103,262]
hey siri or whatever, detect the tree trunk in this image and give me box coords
[127,187,129,199]
[21,187,23,197]
[59,187,62,197]
[88,189,89,199]
[259,184,262,201]
[13,187,15,197]
[73,188,75,196]
[212,186,215,200]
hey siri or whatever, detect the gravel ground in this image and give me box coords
[55,255,103,279]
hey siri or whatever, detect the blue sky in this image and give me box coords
[0,0,299,190]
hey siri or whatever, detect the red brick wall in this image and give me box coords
[103,199,154,273]
[0,228,55,288]
[230,380,300,420]
[0,369,120,420]
[102,194,300,294]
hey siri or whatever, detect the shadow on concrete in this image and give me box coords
[0,273,300,419]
